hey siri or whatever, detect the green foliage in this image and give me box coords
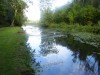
[41,0,100,26]
[0,0,27,27]
[40,8,54,27]
[74,5,97,25]
[15,13,25,26]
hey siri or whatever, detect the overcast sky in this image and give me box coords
[24,0,72,21]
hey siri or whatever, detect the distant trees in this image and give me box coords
[74,5,97,25]
[41,8,54,26]
[0,0,27,27]
[40,0,100,26]
[39,0,53,26]
[39,0,52,11]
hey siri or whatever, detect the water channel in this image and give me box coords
[23,25,100,75]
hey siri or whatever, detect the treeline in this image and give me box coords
[0,0,27,27]
[40,0,100,26]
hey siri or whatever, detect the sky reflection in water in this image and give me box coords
[23,25,100,75]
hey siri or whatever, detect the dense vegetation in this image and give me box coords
[40,0,100,29]
[0,0,27,27]
[39,0,100,47]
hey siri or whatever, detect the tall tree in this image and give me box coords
[9,0,27,26]
[0,0,27,27]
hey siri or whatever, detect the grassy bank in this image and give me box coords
[43,23,100,47]
[0,27,34,75]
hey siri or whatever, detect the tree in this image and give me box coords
[9,0,27,26]
[0,0,27,27]
[40,0,100,26]
[39,0,53,11]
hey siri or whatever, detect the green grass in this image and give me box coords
[0,27,34,75]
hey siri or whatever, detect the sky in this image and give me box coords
[24,0,72,21]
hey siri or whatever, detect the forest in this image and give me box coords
[40,0,100,34]
[0,0,27,27]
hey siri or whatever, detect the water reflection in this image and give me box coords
[55,35,100,75]
[23,25,100,75]
[39,34,58,56]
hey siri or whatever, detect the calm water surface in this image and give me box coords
[23,25,100,75]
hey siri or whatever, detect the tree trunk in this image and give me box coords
[11,9,17,26]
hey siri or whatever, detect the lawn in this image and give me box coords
[0,27,34,75]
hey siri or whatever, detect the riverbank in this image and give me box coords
[0,27,34,75]
[42,23,100,47]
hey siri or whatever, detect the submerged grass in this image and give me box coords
[0,27,34,75]
[45,23,100,47]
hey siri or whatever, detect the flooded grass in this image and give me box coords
[0,27,34,75]
[47,24,100,47]
[71,32,100,47]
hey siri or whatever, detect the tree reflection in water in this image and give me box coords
[39,31,59,56]
[55,35,100,75]
[26,26,100,75]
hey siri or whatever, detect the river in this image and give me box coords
[23,25,100,75]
